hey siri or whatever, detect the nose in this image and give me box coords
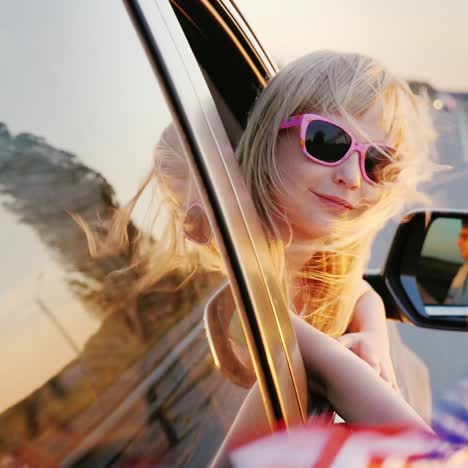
[333,151,362,190]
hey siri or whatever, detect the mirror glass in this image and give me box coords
[417,216,468,315]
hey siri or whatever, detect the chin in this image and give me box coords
[295,221,330,241]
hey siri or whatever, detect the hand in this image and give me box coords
[338,332,399,391]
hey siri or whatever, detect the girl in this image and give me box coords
[234,50,436,389]
[78,50,437,424]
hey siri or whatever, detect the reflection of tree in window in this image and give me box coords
[0,122,225,465]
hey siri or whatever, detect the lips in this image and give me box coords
[312,192,354,210]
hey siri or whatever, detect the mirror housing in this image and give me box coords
[366,210,468,332]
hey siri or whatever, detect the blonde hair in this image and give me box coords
[237,50,438,337]
[77,50,438,339]
[74,125,223,307]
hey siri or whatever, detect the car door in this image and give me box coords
[0,1,306,466]
[123,0,307,429]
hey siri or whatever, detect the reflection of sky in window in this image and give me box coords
[0,1,171,291]
[421,217,463,263]
[0,1,171,410]
[0,1,169,203]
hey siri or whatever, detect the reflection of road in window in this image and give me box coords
[0,262,100,412]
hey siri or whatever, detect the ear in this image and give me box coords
[182,202,212,245]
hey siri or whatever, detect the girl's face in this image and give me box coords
[274,101,389,241]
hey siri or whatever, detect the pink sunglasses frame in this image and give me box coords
[279,114,396,186]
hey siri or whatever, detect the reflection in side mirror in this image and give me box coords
[418,217,468,316]
[366,210,468,331]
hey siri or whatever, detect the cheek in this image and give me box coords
[278,152,330,187]
[359,184,383,207]
[276,145,301,180]
[275,133,322,185]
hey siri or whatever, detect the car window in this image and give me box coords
[0,2,265,466]
[169,0,274,146]
[166,0,307,421]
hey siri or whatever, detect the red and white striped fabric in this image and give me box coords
[230,422,467,467]
[231,377,468,467]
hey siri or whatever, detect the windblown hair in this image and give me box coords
[74,124,222,304]
[236,50,438,337]
[77,50,438,339]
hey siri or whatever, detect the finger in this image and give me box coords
[338,333,359,351]
[366,358,381,375]
[358,342,381,374]
[356,344,380,373]
[379,363,392,383]
[380,363,400,391]
[390,373,401,392]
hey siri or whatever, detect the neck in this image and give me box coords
[274,217,323,295]
[285,240,317,293]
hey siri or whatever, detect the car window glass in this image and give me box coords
[0,2,256,466]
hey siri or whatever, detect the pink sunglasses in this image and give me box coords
[279,114,397,185]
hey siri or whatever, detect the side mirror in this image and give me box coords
[366,210,468,331]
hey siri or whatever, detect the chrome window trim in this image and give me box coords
[124,0,307,428]
[425,305,468,317]
[216,0,277,77]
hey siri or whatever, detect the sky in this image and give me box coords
[236,0,468,92]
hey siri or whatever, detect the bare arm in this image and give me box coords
[341,285,399,388]
[291,314,430,430]
[347,284,387,335]
[211,313,431,466]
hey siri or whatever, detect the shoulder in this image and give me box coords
[347,280,386,331]
[354,280,385,313]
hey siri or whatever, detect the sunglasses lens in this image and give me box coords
[365,146,395,183]
[305,121,352,163]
